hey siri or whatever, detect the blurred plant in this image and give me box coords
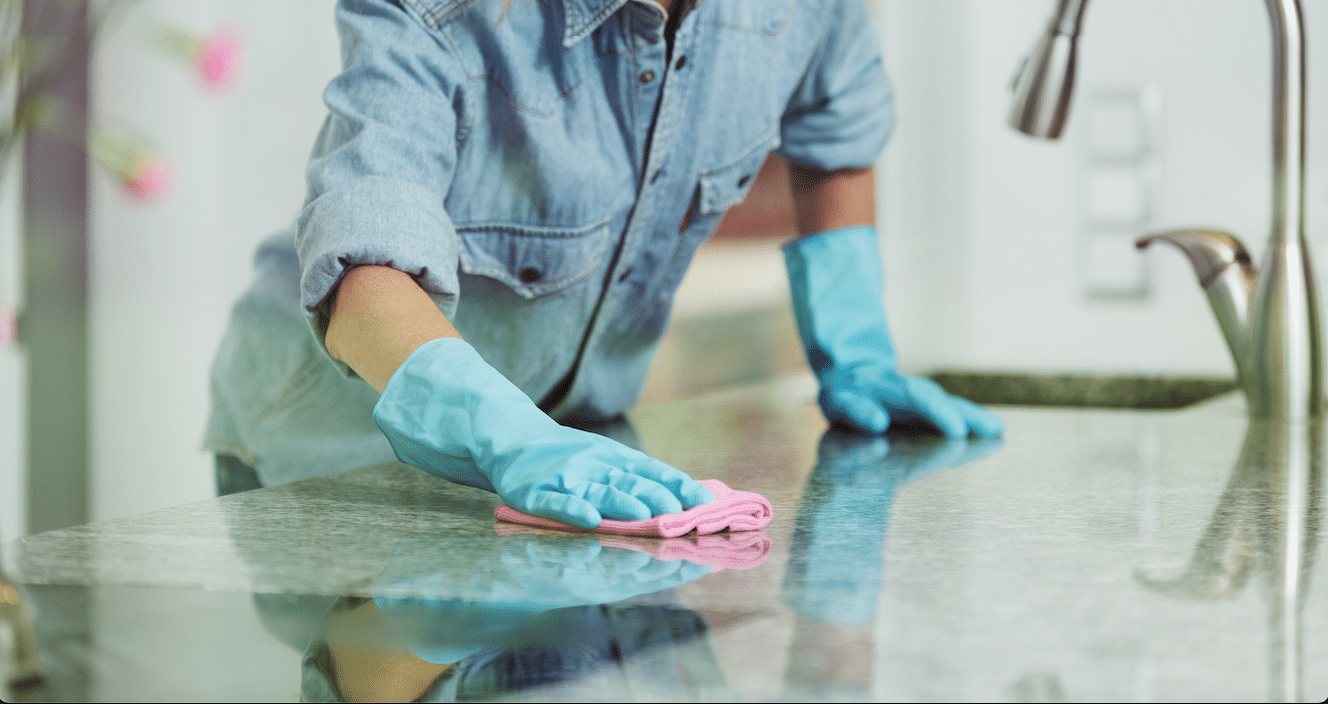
[153,22,240,90]
[0,1,241,348]
[89,126,170,199]
[0,300,15,345]
[0,0,242,194]
[1,0,128,174]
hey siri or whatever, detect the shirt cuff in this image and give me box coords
[777,78,895,171]
[296,175,460,374]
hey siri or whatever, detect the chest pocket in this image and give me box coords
[457,220,612,298]
[698,131,781,217]
[657,131,781,302]
[702,0,802,36]
[453,220,613,390]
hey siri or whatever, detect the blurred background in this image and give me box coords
[1,0,1325,539]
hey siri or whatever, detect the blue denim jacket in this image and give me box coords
[207,0,893,486]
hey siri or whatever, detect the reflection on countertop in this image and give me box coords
[3,377,1326,702]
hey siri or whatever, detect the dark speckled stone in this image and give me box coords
[929,370,1239,409]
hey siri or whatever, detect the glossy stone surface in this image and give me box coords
[3,376,1326,702]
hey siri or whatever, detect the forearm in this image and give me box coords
[325,265,461,393]
[327,599,452,702]
[787,164,876,236]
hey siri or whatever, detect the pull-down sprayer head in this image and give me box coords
[1008,0,1090,139]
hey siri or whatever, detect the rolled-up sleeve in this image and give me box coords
[297,0,466,369]
[776,0,895,171]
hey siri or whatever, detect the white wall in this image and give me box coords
[879,0,1328,376]
[89,0,340,522]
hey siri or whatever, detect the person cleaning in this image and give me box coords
[205,0,1004,526]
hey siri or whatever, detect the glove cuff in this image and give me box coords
[781,225,884,295]
[373,337,552,492]
[782,225,896,376]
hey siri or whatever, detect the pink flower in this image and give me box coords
[122,157,173,201]
[154,23,243,90]
[195,30,241,90]
[90,129,174,202]
[0,305,16,347]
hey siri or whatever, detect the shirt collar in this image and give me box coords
[562,0,699,47]
[560,0,633,47]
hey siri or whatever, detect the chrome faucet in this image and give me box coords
[1009,0,1323,420]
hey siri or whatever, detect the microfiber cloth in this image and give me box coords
[598,531,772,570]
[494,523,773,571]
[493,479,772,538]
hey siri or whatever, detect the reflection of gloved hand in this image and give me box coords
[783,226,1004,438]
[372,533,714,663]
[781,430,1002,625]
[374,338,714,528]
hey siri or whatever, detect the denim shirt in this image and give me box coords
[207,0,892,486]
[301,0,892,415]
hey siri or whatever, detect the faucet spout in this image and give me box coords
[1137,230,1257,384]
[1008,0,1089,138]
[1010,0,1323,420]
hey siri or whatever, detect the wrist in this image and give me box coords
[784,225,879,259]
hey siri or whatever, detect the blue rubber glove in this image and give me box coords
[780,431,1003,625]
[372,532,714,664]
[373,338,714,528]
[783,226,1004,438]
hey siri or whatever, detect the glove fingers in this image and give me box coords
[905,379,968,438]
[595,546,659,575]
[626,460,715,508]
[576,482,655,522]
[521,536,602,566]
[952,395,1006,437]
[823,388,891,434]
[523,491,603,529]
[679,561,716,582]
[606,472,685,516]
[619,555,686,584]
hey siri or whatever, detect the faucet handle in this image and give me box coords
[1136,229,1255,288]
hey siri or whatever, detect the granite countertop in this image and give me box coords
[3,374,1325,702]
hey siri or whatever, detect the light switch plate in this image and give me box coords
[1085,164,1149,226]
[1082,232,1149,297]
[1079,86,1161,299]
[1087,99,1146,160]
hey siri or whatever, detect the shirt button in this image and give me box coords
[518,267,542,283]
[650,170,663,184]
[674,55,687,70]
[639,70,656,84]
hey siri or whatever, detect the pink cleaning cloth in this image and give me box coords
[493,479,772,538]
[493,523,773,571]
[599,531,771,570]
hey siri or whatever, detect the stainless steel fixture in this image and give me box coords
[0,560,44,696]
[1010,0,1323,420]
[1135,419,1323,702]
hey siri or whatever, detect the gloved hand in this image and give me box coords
[781,430,1003,625]
[783,226,1004,438]
[373,337,714,528]
[372,532,714,663]
[376,532,714,613]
